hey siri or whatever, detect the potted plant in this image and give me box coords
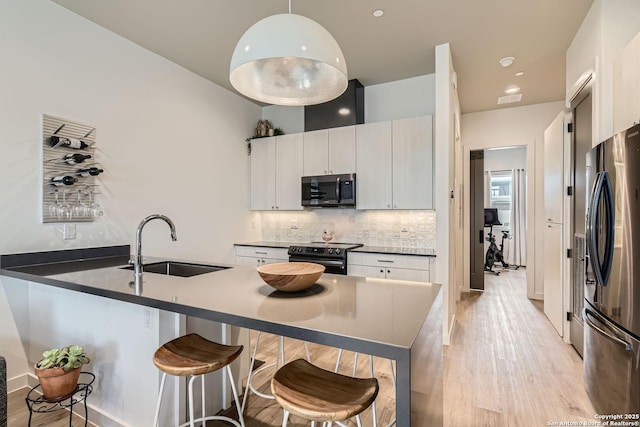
[34,345,90,401]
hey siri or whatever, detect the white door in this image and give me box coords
[543,112,566,337]
[544,222,564,336]
[543,113,565,223]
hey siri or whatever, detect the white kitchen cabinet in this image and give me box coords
[235,246,289,266]
[543,113,565,223]
[250,134,303,211]
[356,121,393,209]
[303,126,356,176]
[356,116,433,210]
[348,252,431,282]
[613,30,640,134]
[392,116,433,209]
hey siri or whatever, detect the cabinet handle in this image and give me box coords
[380,269,384,273]
[271,206,275,210]
[255,251,268,255]
[387,204,391,208]
[387,269,391,274]
[378,260,394,263]
[479,230,484,244]
[324,170,328,174]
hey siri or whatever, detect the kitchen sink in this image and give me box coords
[122,261,230,277]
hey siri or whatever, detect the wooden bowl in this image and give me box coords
[257,262,325,292]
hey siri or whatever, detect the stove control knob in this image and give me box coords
[328,248,334,254]
[298,247,303,252]
[335,248,341,255]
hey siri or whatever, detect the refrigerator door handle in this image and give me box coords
[584,308,632,351]
[600,171,615,286]
[586,171,615,287]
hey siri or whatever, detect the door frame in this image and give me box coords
[463,143,534,297]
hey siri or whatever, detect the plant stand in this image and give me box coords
[25,372,95,427]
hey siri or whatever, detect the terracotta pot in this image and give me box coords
[34,365,81,401]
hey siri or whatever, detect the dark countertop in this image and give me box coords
[351,246,437,257]
[234,241,295,249]
[236,242,437,257]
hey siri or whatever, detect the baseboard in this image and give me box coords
[443,314,456,346]
[7,373,29,393]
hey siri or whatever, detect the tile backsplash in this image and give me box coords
[259,210,436,249]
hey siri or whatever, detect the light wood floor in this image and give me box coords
[444,268,595,426]
[7,268,595,426]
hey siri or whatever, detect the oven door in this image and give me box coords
[288,256,346,275]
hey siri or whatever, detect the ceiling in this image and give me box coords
[51,0,594,114]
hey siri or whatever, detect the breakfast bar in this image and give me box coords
[0,248,443,426]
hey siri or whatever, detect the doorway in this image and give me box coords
[469,147,528,290]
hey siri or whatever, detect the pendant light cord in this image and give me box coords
[288,0,291,14]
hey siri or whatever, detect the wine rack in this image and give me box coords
[42,114,102,223]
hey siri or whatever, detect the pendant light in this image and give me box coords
[229,0,348,106]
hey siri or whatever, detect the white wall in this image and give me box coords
[566,0,640,142]
[0,1,261,424]
[365,74,436,123]
[434,43,460,345]
[461,101,565,299]
[484,147,527,172]
[259,73,436,131]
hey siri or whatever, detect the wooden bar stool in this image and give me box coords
[271,358,379,427]
[334,350,397,427]
[240,331,311,412]
[152,333,244,427]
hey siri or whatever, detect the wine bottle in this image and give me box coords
[76,167,104,177]
[50,175,78,186]
[63,153,92,165]
[49,136,89,150]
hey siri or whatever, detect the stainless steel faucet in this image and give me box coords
[132,214,177,283]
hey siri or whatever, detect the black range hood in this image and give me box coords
[304,79,364,132]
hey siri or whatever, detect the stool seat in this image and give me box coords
[153,333,243,377]
[152,334,245,427]
[271,359,379,422]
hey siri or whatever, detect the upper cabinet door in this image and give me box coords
[303,129,329,176]
[543,112,565,223]
[392,116,433,209]
[250,137,276,210]
[275,133,304,210]
[356,121,393,209]
[328,125,356,175]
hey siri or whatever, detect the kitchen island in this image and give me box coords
[0,247,442,426]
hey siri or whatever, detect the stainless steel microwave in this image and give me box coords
[301,173,356,207]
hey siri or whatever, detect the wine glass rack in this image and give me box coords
[42,114,102,223]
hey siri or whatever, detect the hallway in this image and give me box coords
[444,268,595,426]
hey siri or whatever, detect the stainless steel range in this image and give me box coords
[288,242,363,275]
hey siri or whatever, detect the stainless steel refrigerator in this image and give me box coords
[583,124,640,414]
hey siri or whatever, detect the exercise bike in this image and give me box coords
[484,209,520,275]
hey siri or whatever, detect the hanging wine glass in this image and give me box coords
[88,191,103,218]
[49,190,61,219]
[73,190,85,218]
[59,190,72,220]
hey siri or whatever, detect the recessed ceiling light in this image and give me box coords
[338,108,351,115]
[505,85,521,94]
[373,9,384,17]
[515,71,525,77]
[499,56,515,67]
